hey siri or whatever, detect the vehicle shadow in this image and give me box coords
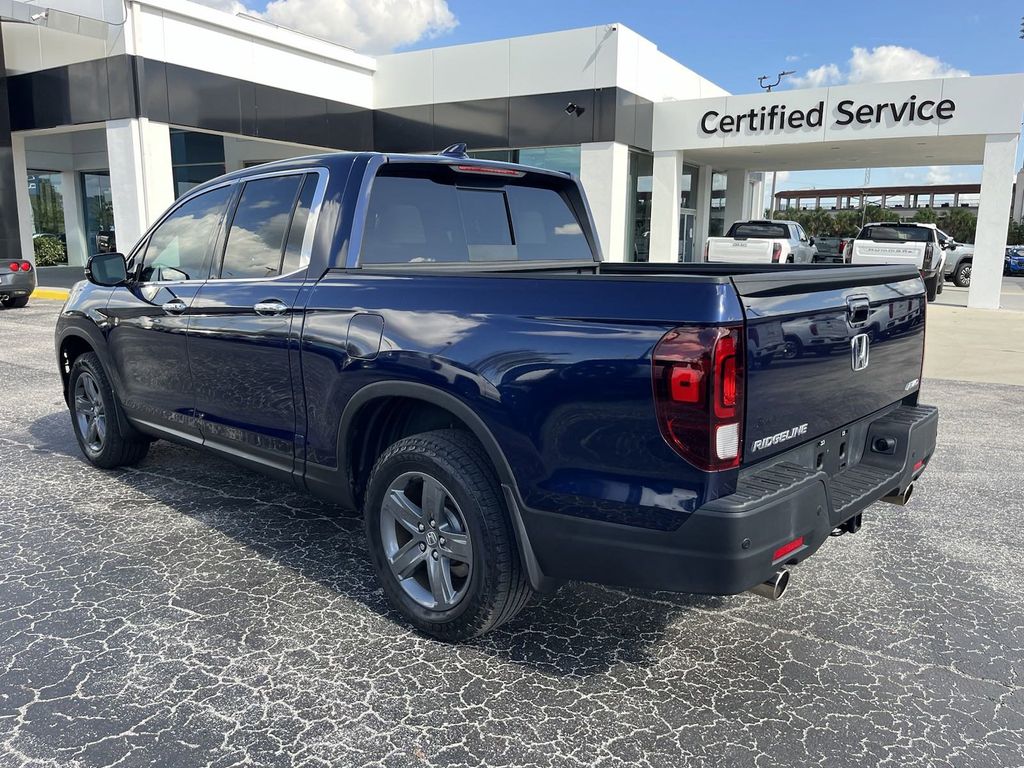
[29,412,726,677]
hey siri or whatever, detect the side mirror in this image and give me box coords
[947,242,957,251]
[85,252,128,286]
[808,237,816,247]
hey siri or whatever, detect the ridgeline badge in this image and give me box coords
[700,96,956,135]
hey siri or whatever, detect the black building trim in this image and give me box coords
[0,22,22,262]
[7,54,654,153]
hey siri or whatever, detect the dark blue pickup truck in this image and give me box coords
[56,151,937,640]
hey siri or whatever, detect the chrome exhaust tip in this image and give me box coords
[747,569,791,601]
[881,483,914,506]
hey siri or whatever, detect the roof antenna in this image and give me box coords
[439,143,469,158]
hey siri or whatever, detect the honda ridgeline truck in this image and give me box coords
[56,150,938,641]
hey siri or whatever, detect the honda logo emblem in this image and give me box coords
[851,333,870,371]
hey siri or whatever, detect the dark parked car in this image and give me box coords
[1006,247,1024,276]
[1,259,36,308]
[55,150,938,640]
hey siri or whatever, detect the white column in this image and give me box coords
[649,150,683,263]
[59,171,89,266]
[578,142,630,262]
[723,169,751,232]
[748,173,765,220]
[106,118,174,253]
[969,133,1019,310]
[694,165,713,261]
[11,134,34,264]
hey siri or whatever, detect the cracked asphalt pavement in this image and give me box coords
[2,302,1023,767]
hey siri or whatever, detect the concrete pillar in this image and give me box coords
[578,141,630,262]
[749,173,765,219]
[649,150,683,263]
[722,169,751,233]
[106,118,174,253]
[969,133,1019,309]
[10,134,34,264]
[694,165,713,260]
[60,170,89,266]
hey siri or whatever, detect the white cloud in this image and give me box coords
[784,54,803,63]
[790,63,842,89]
[190,0,457,53]
[790,45,968,88]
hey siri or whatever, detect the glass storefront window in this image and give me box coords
[27,171,68,265]
[680,164,698,210]
[626,151,653,262]
[170,129,226,197]
[82,172,116,254]
[516,146,581,176]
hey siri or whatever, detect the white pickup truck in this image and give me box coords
[705,220,817,265]
[843,222,946,301]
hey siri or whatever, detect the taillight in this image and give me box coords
[771,243,782,263]
[923,243,933,271]
[20,262,32,272]
[652,325,745,471]
[8,262,18,272]
[8,261,31,271]
[703,241,709,261]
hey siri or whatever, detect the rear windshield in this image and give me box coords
[860,225,933,243]
[360,164,595,265]
[727,222,790,239]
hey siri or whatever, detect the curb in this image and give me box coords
[32,287,71,301]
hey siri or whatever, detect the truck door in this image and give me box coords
[104,184,234,441]
[186,170,325,481]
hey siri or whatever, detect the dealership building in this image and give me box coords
[2,0,1023,308]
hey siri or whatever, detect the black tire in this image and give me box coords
[925,276,938,302]
[4,296,28,308]
[68,352,150,468]
[781,336,802,360]
[364,429,534,641]
[953,261,971,288]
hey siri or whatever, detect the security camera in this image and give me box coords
[30,10,48,21]
[564,102,585,117]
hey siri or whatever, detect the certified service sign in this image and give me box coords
[699,96,956,135]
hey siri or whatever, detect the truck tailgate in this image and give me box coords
[735,265,925,462]
[852,241,921,266]
[707,239,773,264]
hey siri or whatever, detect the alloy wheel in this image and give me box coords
[379,471,473,611]
[74,371,106,454]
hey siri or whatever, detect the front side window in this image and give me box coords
[220,175,305,279]
[140,185,232,282]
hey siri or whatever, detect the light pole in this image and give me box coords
[759,71,795,218]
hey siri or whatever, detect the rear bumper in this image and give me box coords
[519,403,938,595]
[0,270,37,299]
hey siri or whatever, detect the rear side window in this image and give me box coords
[861,225,933,243]
[727,222,789,239]
[360,167,593,265]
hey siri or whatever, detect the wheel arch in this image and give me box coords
[336,381,553,592]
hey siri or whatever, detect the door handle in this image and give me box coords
[254,300,289,317]
[846,296,870,325]
[161,298,187,315]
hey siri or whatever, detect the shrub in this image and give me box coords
[33,236,67,266]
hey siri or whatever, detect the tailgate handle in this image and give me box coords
[847,296,870,324]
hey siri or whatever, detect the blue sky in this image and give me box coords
[239,0,1024,193]
[395,0,1024,194]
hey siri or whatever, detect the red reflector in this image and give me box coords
[773,536,804,562]
[454,165,525,177]
[669,366,701,403]
[913,459,924,471]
